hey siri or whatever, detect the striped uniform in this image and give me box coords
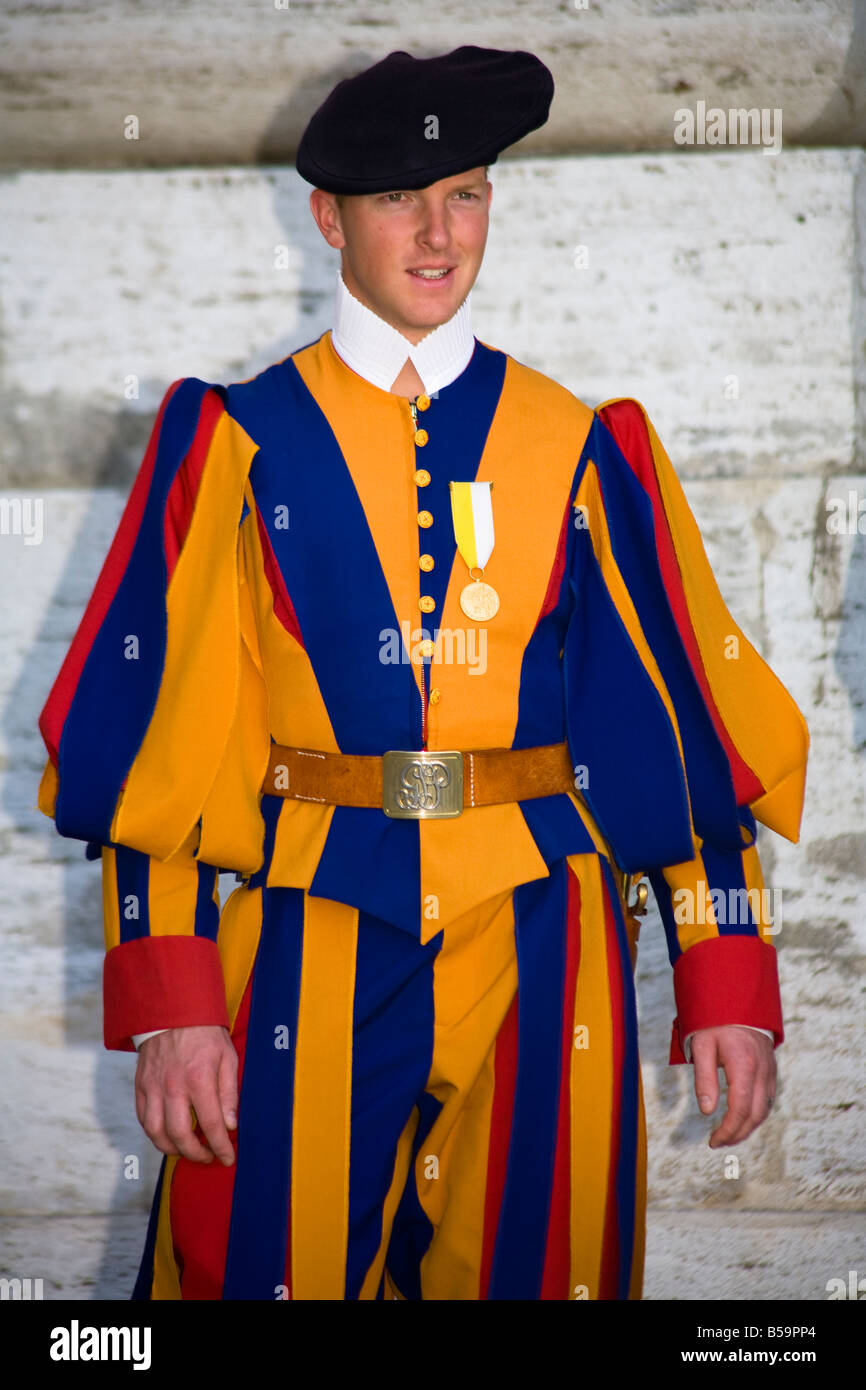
[37,333,809,1299]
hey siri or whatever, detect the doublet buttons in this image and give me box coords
[417,509,433,528]
[419,595,435,613]
[416,394,430,412]
[414,428,429,447]
[429,688,441,704]
[414,468,431,487]
[418,638,435,658]
[419,553,434,571]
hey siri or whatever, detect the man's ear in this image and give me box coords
[309,188,346,249]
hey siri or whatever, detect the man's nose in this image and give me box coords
[416,202,451,248]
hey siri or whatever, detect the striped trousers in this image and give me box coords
[134,850,646,1300]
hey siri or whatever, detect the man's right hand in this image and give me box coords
[135,1025,238,1165]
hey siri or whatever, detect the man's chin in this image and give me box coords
[398,293,467,336]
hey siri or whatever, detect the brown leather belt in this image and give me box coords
[263,741,575,819]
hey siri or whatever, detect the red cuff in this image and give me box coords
[103,935,229,1052]
[668,935,784,1065]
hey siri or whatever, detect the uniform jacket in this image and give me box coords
[37,332,810,1058]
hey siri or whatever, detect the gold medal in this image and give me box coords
[450,481,498,621]
[460,579,500,621]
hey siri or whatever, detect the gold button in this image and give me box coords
[414,428,429,447]
[419,595,435,613]
[417,510,433,528]
[414,468,431,487]
[419,553,434,571]
[416,394,430,412]
[429,687,441,704]
[418,638,435,658]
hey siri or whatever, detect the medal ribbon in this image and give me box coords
[449,481,494,571]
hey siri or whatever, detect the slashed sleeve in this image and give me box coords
[37,379,267,1049]
[567,398,809,1064]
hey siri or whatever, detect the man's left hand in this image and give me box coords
[690,1025,776,1148]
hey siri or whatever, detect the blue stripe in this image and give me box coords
[599,855,640,1301]
[386,1089,442,1300]
[564,513,694,871]
[246,791,282,891]
[591,415,742,853]
[345,913,440,1300]
[222,887,304,1299]
[700,841,759,937]
[56,379,213,843]
[131,1157,166,1300]
[407,343,506,612]
[518,793,596,867]
[488,861,568,1299]
[193,862,220,939]
[228,360,422,753]
[310,804,420,937]
[513,493,576,751]
[646,866,686,967]
[115,845,151,943]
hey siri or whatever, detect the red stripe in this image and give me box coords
[254,503,306,649]
[163,390,225,579]
[540,865,582,1298]
[479,989,519,1299]
[103,934,230,1052]
[535,496,571,628]
[670,933,784,1061]
[597,873,625,1300]
[39,381,185,765]
[598,402,763,807]
[171,975,253,1300]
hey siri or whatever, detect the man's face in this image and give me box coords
[310,168,492,342]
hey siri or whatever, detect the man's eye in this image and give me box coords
[384,192,405,203]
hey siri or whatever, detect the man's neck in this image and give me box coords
[389,357,427,398]
[330,271,475,398]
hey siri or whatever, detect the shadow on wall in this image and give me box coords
[10,65,365,1299]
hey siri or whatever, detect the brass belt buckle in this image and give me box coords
[382,750,464,819]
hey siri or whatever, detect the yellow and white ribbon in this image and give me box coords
[449,481,494,571]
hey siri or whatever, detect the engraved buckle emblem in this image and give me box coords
[382,750,464,819]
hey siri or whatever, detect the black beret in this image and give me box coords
[296,46,554,195]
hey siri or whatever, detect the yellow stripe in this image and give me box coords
[419,888,517,1299]
[37,757,58,818]
[114,412,259,863]
[100,847,121,951]
[197,515,273,870]
[151,1156,183,1299]
[144,828,201,939]
[567,854,614,1300]
[293,335,426,703]
[217,883,263,1027]
[658,849,721,953]
[290,895,358,1299]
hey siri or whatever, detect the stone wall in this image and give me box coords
[1,0,863,1301]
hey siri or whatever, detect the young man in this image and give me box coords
[37,47,809,1300]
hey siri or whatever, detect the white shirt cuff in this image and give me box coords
[131,1029,169,1050]
[682,1025,775,1062]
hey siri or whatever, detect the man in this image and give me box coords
[36,47,809,1300]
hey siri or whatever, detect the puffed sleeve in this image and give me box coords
[567,397,809,1063]
[36,378,268,1049]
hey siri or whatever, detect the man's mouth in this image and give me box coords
[408,267,455,281]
